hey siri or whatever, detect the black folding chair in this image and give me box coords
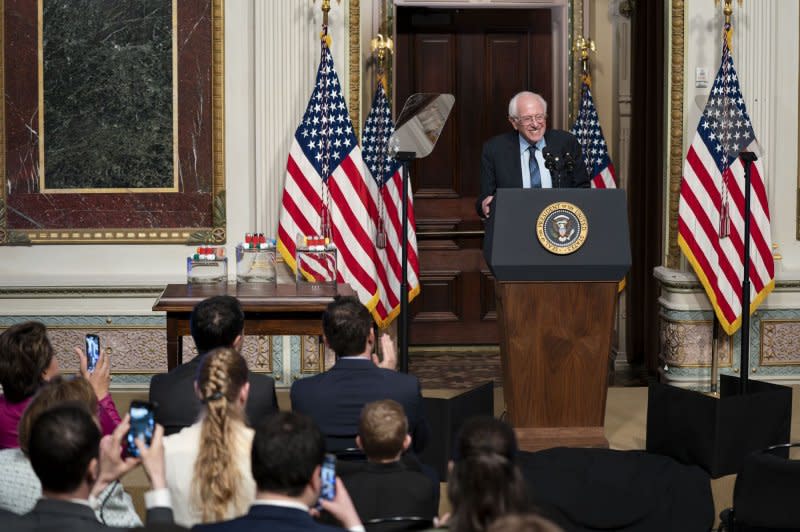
[719,443,800,531]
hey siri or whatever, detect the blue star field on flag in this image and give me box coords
[698,40,756,175]
[297,45,356,180]
[571,82,615,187]
[362,84,401,186]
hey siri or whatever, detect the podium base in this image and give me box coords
[515,426,609,453]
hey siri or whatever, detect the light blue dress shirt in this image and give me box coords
[518,134,552,188]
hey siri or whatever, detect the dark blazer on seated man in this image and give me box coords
[291,358,429,454]
[20,404,175,532]
[149,295,278,435]
[290,297,429,454]
[476,91,590,219]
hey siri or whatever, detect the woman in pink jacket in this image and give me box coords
[0,321,120,449]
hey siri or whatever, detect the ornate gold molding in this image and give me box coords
[666,0,685,268]
[349,0,361,138]
[570,0,584,121]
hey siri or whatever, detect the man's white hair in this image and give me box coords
[508,91,548,118]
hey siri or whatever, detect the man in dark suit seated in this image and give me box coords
[338,400,438,526]
[290,296,429,454]
[477,91,590,219]
[192,411,363,532]
[149,295,278,435]
[14,404,173,531]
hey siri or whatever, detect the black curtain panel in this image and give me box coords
[627,0,666,373]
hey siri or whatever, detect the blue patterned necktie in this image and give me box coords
[528,145,541,188]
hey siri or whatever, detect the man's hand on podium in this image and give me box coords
[481,195,494,218]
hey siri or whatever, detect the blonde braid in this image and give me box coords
[191,347,249,523]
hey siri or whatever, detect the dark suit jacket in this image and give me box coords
[477,129,590,217]
[191,504,341,532]
[290,358,430,454]
[17,498,173,531]
[150,355,278,436]
[338,461,438,523]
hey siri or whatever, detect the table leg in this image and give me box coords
[166,316,182,371]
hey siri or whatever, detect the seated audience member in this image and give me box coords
[150,295,278,435]
[0,321,120,449]
[163,347,256,527]
[338,400,437,525]
[192,411,363,531]
[0,376,141,526]
[443,417,529,532]
[22,403,173,530]
[291,296,429,453]
[486,514,564,532]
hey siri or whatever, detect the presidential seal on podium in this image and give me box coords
[536,202,588,255]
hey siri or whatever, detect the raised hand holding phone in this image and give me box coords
[126,401,156,458]
[85,334,100,373]
[319,453,337,502]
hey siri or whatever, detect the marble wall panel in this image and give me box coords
[42,0,173,190]
[3,0,219,240]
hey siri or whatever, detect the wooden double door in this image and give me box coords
[396,7,553,345]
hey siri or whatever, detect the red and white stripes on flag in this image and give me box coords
[677,37,774,335]
[277,43,380,310]
[570,80,617,189]
[361,83,421,327]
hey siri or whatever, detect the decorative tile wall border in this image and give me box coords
[760,320,800,366]
[660,317,733,368]
[0,316,282,379]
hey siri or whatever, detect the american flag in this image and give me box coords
[571,81,617,188]
[677,36,774,335]
[277,43,380,310]
[361,82,420,327]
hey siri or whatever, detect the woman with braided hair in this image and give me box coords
[163,346,256,527]
[442,416,530,532]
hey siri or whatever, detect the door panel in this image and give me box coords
[397,7,552,345]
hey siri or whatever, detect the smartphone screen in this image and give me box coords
[319,453,336,502]
[85,334,100,373]
[127,401,155,458]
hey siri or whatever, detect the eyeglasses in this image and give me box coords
[512,114,547,125]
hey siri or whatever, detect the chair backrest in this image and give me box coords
[733,443,800,529]
[364,516,434,532]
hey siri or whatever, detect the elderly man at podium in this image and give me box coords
[477,91,589,219]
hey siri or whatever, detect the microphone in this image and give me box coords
[543,148,556,171]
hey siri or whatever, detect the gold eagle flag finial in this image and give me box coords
[314,0,341,46]
[574,37,596,85]
[370,33,394,90]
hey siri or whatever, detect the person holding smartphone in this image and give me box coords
[0,322,120,450]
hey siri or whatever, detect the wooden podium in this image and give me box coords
[484,189,631,451]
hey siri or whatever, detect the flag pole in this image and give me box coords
[710,315,720,394]
[739,151,756,394]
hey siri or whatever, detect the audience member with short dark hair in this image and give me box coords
[0,321,120,449]
[443,417,529,532]
[337,400,438,527]
[150,296,278,436]
[20,403,174,531]
[0,376,141,526]
[291,296,429,454]
[163,347,256,527]
[192,411,363,531]
[486,513,563,532]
